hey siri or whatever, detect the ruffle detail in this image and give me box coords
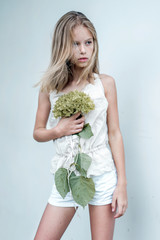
[50,140,116,178]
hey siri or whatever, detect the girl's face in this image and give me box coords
[70,25,94,68]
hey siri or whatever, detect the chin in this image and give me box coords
[77,62,89,67]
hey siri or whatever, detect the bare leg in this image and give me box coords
[89,203,115,240]
[34,203,77,240]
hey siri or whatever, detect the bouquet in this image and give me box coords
[52,90,95,207]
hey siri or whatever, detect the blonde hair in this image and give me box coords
[33,11,99,93]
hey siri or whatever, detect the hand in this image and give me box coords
[111,184,128,218]
[55,112,85,138]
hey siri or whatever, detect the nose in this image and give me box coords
[79,44,86,54]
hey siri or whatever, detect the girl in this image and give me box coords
[33,11,128,240]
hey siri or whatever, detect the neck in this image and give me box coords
[71,66,84,82]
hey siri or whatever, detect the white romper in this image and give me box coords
[47,73,117,207]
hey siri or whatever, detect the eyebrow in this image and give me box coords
[73,38,93,42]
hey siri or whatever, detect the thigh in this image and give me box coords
[89,204,115,240]
[34,203,77,240]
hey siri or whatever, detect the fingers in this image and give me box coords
[75,116,85,124]
[113,202,128,219]
[74,127,84,133]
[114,205,123,219]
[71,112,82,119]
[69,120,84,134]
[111,185,128,219]
[111,197,116,213]
[71,113,85,130]
[74,122,84,132]
[59,112,85,136]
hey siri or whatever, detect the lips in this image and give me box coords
[78,58,88,62]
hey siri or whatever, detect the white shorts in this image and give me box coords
[48,170,117,207]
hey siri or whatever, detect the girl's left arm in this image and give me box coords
[100,74,128,218]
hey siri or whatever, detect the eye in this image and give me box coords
[73,42,79,46]
[85,41,92,45]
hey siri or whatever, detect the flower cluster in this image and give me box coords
[53,90,95,118]
[53,90,96,208]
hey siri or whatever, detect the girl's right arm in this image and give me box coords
[33,91,85,142]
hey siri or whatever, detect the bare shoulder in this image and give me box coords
[37,90,51,115]
[38,89,50,104]
[98,74,120,132]
[33,89,51,130]
[99,73,116,95]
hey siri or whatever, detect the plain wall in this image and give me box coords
[0,0,160,239]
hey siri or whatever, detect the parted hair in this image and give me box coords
[33,11,99,93]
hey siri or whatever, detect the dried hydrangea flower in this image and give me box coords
[53,90,95,118]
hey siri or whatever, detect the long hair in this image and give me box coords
[33,11,99,93]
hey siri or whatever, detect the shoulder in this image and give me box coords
[39,88,50,98]
[98,73,116,95]
[38,89,50,107]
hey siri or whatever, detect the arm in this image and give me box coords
[33,90,85,142]
[100,74,128,218]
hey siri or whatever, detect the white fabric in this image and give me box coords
[48,73,116,177]
[48,169,117,207]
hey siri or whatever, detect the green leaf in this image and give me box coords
[55,168,69,198]
[69,174,95,207]
[74,153,79,164]
[75,153,92,177]
[77,123,93,139]
[79,153,92,171]
[70,171,76,177]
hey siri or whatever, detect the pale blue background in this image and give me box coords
[0,0,160,239]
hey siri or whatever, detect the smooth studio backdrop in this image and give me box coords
[0,0,160,239]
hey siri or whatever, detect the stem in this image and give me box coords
[78,135,82,153]
[68,134,82,176]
